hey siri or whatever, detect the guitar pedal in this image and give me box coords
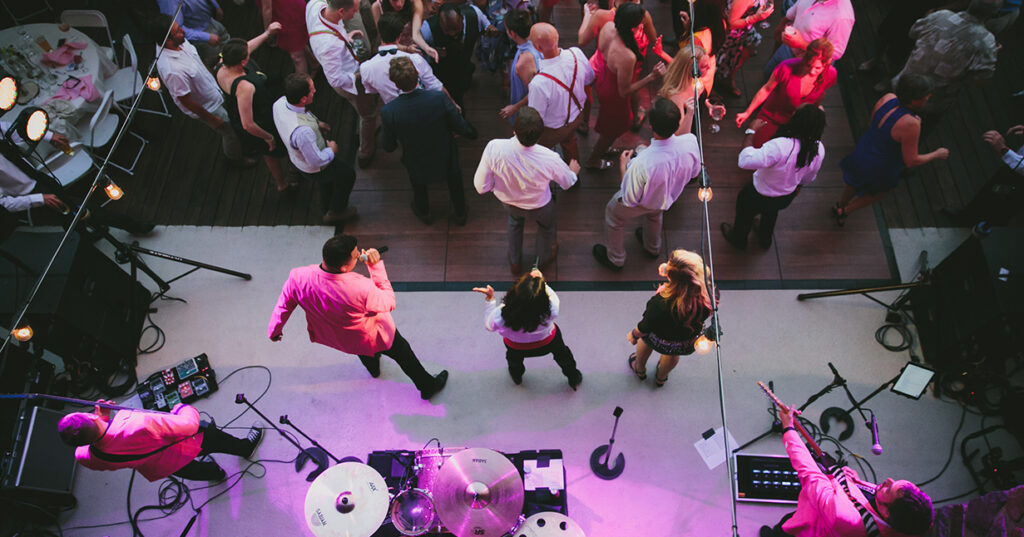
[162,368,176,386]
[192,377,210,397]
[177,381,194,400]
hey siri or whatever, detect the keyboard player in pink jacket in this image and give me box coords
[268,234,449,400]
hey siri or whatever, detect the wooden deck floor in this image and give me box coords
[63,0,897,287]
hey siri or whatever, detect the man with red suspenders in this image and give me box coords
[307,0,380,169]
[527,23,594,165]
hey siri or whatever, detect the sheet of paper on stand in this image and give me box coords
[523,458,564,492]
[694,427,738,470]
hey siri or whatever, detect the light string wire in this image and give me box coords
[0,0,186,357]
[683,3,739,535]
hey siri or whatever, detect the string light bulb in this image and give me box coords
[12,325,33,342]
[694,334,714,354]
[104,180,124,200]
[146,76,161,91]
[697,187,713,202]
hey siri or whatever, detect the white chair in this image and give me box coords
[32,141,95,187]
[104,34,172,118]
[60,10,117,65]
[76,90,148,175]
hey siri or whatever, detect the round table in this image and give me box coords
[0,23,118,142]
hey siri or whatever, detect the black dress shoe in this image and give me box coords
[592,244,623,271]
[634,228,659,259]
[451,209,468,226]
[568,370,583,391]
[509,369,523,385]
[357,153,374,169]
[720,223,747,250]
[361,356,381,378]
[410,202,433,225]
[420,370,449,400]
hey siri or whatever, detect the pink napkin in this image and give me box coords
[45,74,101,103]
[41,41,88,67]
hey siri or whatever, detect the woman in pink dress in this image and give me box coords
[735,38,836,148]
[258,0,314,74]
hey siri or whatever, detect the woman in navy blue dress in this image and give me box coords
[833,74,949,225]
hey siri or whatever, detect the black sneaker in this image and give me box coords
[420,370,449,400]
[211,466,228,482]
[592,244,623,271]
[245,423,264,458]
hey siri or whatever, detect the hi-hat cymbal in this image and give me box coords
[305,462,389,537]
[513,512,586,537]
[432,448,525,537]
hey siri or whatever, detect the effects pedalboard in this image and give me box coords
[136,353,218,411]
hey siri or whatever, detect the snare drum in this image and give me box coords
[413,447,464,492]
[390,488,437,536]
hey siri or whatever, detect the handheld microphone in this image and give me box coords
[869,414,883,455]
[359,246,389,262]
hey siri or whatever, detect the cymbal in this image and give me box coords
[514,512,586,537]
[432,447,525,537]
[305,462,389,537]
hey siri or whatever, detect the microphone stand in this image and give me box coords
[0,392,170,414]
[235,393,331,481]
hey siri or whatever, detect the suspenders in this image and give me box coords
[537,52,582,127]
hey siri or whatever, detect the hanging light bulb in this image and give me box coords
[697,186,713,202]
[104,180,124,200]
[12,325,33,342]
[146,76,161,91]
[694,334,714,354]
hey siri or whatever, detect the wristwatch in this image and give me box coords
[744,128,757,135]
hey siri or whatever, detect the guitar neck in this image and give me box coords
[757,381,824,459]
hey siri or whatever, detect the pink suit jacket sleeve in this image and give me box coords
[782,430,864,537]
[268,271,301,339]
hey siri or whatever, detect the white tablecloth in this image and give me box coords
[0,23,118,143]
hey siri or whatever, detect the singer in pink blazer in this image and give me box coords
[59,403,263,482]
[760,404,934,537]
[268,234,449,399]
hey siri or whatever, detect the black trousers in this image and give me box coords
[172,423,253,481]
[763,512,796,537]
[26,182,152,234]
[358,330,435,393]
[957,166,1022,226]
[411,170,466,217]
[730,182,797,248]
[504,325,579,379]
[299,156,356,215]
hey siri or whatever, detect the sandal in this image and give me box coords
[628,354,647,380]
[654,375,668,388]
[831,203,847,227]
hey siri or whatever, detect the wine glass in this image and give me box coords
[708,97,726,134]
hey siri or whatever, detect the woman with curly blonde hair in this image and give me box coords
[627,249,713,387]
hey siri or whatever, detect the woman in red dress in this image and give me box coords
[735,38,836,148]
[258,0,315,74]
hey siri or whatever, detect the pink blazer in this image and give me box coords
[75,404,204,482]
[782,430,914,537]
[267,262,397,356]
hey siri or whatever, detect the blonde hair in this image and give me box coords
[659,46,706,98]
[659,249,712,325]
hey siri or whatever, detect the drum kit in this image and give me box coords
[304,447,585,537]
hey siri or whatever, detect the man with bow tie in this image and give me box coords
[360,12,450,105]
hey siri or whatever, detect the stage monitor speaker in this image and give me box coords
[0,405,77,508]
[909,229,1023,376]
[0,230,149,374]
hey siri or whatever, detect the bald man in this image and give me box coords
[527,23,594,164]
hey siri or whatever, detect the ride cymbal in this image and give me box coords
[305,462,389,537]
[432,447,525,537]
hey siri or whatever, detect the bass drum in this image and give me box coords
[390,488,437,536]
[512,512,585,537]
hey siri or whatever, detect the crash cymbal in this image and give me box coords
[432,448,525,537]
[305,462,389,537]
[513,512,585,537]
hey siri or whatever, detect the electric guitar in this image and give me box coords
[757,381,838,471]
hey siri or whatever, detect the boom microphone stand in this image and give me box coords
[235,393,331,481]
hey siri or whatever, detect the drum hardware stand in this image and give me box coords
[589,406,625,480]
[235,393,330,481]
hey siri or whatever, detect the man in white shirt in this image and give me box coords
[307,0,380,168]
[474,107,579,275]
[272,73,359,225]
[527,23,594,164]
[150,14,254,167]
[593,98,701,270]
[765,0,855,78]
[360,12,445,105]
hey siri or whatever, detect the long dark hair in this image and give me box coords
[500,273,552,332]
[614,3,645,62]
[773,104,826,169]
[678,0,726,55]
